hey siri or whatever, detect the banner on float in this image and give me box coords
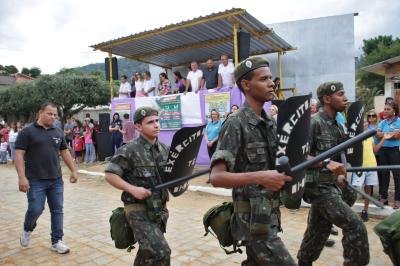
[204,92,231,121]
[114,103,131,118]
[157,95,182,130]
[135,93,202,126]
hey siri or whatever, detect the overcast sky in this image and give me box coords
[1,0,399,74]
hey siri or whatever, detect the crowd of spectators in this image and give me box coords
[0,121,24,164]
[118,54,240,98]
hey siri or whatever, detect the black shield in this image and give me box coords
[163,125,206,197]
[276,95,311,197]
[346,101,365,167]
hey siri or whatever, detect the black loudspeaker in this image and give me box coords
[105,57,119,81]
[99,113,110,132]
[238,31,251,62]
[96,132,112,161]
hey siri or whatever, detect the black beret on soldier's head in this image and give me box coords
[316,81,344,98]
[134,106,159,123]
[234,57,270,83]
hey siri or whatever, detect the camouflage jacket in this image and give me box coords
[306,111,347,186]
[105,135,169,204]
[211,102,279,240]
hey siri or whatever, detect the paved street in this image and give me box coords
[0,163,393,265]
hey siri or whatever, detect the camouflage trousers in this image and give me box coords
[297,185,369,266]
[125,206,170,266]
[241,227,296,266]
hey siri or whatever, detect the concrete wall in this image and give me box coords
[264,14,356,101]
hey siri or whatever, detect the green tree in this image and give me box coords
[0,74,111,121]
[29,67,41,78]
[357,35,400,92]
[21,67,30,76]
[362,35,395,55]
[4,65,18,74]
[56,67,80,75]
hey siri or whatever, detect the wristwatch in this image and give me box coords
[322,158,330,168]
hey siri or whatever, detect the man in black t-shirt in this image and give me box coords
[15,102,79,254]
[201,58,219,90]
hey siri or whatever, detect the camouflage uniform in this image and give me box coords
[297,109,370,265]
[105,135,170,266]
[211,102,296,266]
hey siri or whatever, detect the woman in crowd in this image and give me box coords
[8,122,21,163]
[0,122,9,146]
[158,73,171,95]
[311,98,318,114]
[269,104,278,121]
[135,72,145,97]
[376,102,400,209]
[130,74,136,98]
[118,75,131,98]
[143,71,156,97]
[109,113,123,155]
[351,119,383,221]
[226,104,239,119]
[174,71,187,93]
[83,120,95,163]
[204,109,223,159]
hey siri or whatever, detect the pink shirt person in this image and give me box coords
[121,114,136,144]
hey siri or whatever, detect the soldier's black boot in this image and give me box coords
[330,227,338,235]
[324,239,335,247]
[298,260,312,266]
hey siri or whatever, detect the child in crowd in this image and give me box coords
[74,133,84,164]
[83,120,94,163]
[351,121,387,221]
[0,136,8,164]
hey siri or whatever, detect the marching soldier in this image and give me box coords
[209,57,296,265]
[297,82,369,266]
[105,107,171,266]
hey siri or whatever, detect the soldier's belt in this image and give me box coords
[306,170,336,183]
[233,199,280,213]
[124,203,147,212]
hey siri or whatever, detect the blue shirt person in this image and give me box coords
[204,109,223,159]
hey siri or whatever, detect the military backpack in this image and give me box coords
[109,207,136,252]
[203,202,241,254]
[374,211,400,265]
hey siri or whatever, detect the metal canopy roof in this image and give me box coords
[90,8,294,68]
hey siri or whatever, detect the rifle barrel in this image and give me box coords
[346,184,384,209]
[153,169,211,191]
[291,129,376,173]
[347,165,400,172]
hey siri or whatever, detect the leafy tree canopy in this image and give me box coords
[0,74,112,122]
[356,35,400,106]
[0,65,19,74]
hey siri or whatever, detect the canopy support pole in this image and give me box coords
[277,51,284,99]
[108,52,114,100]
[233,21,239,65]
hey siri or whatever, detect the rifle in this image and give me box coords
[154,129,377,192]
[340,152,384,209]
